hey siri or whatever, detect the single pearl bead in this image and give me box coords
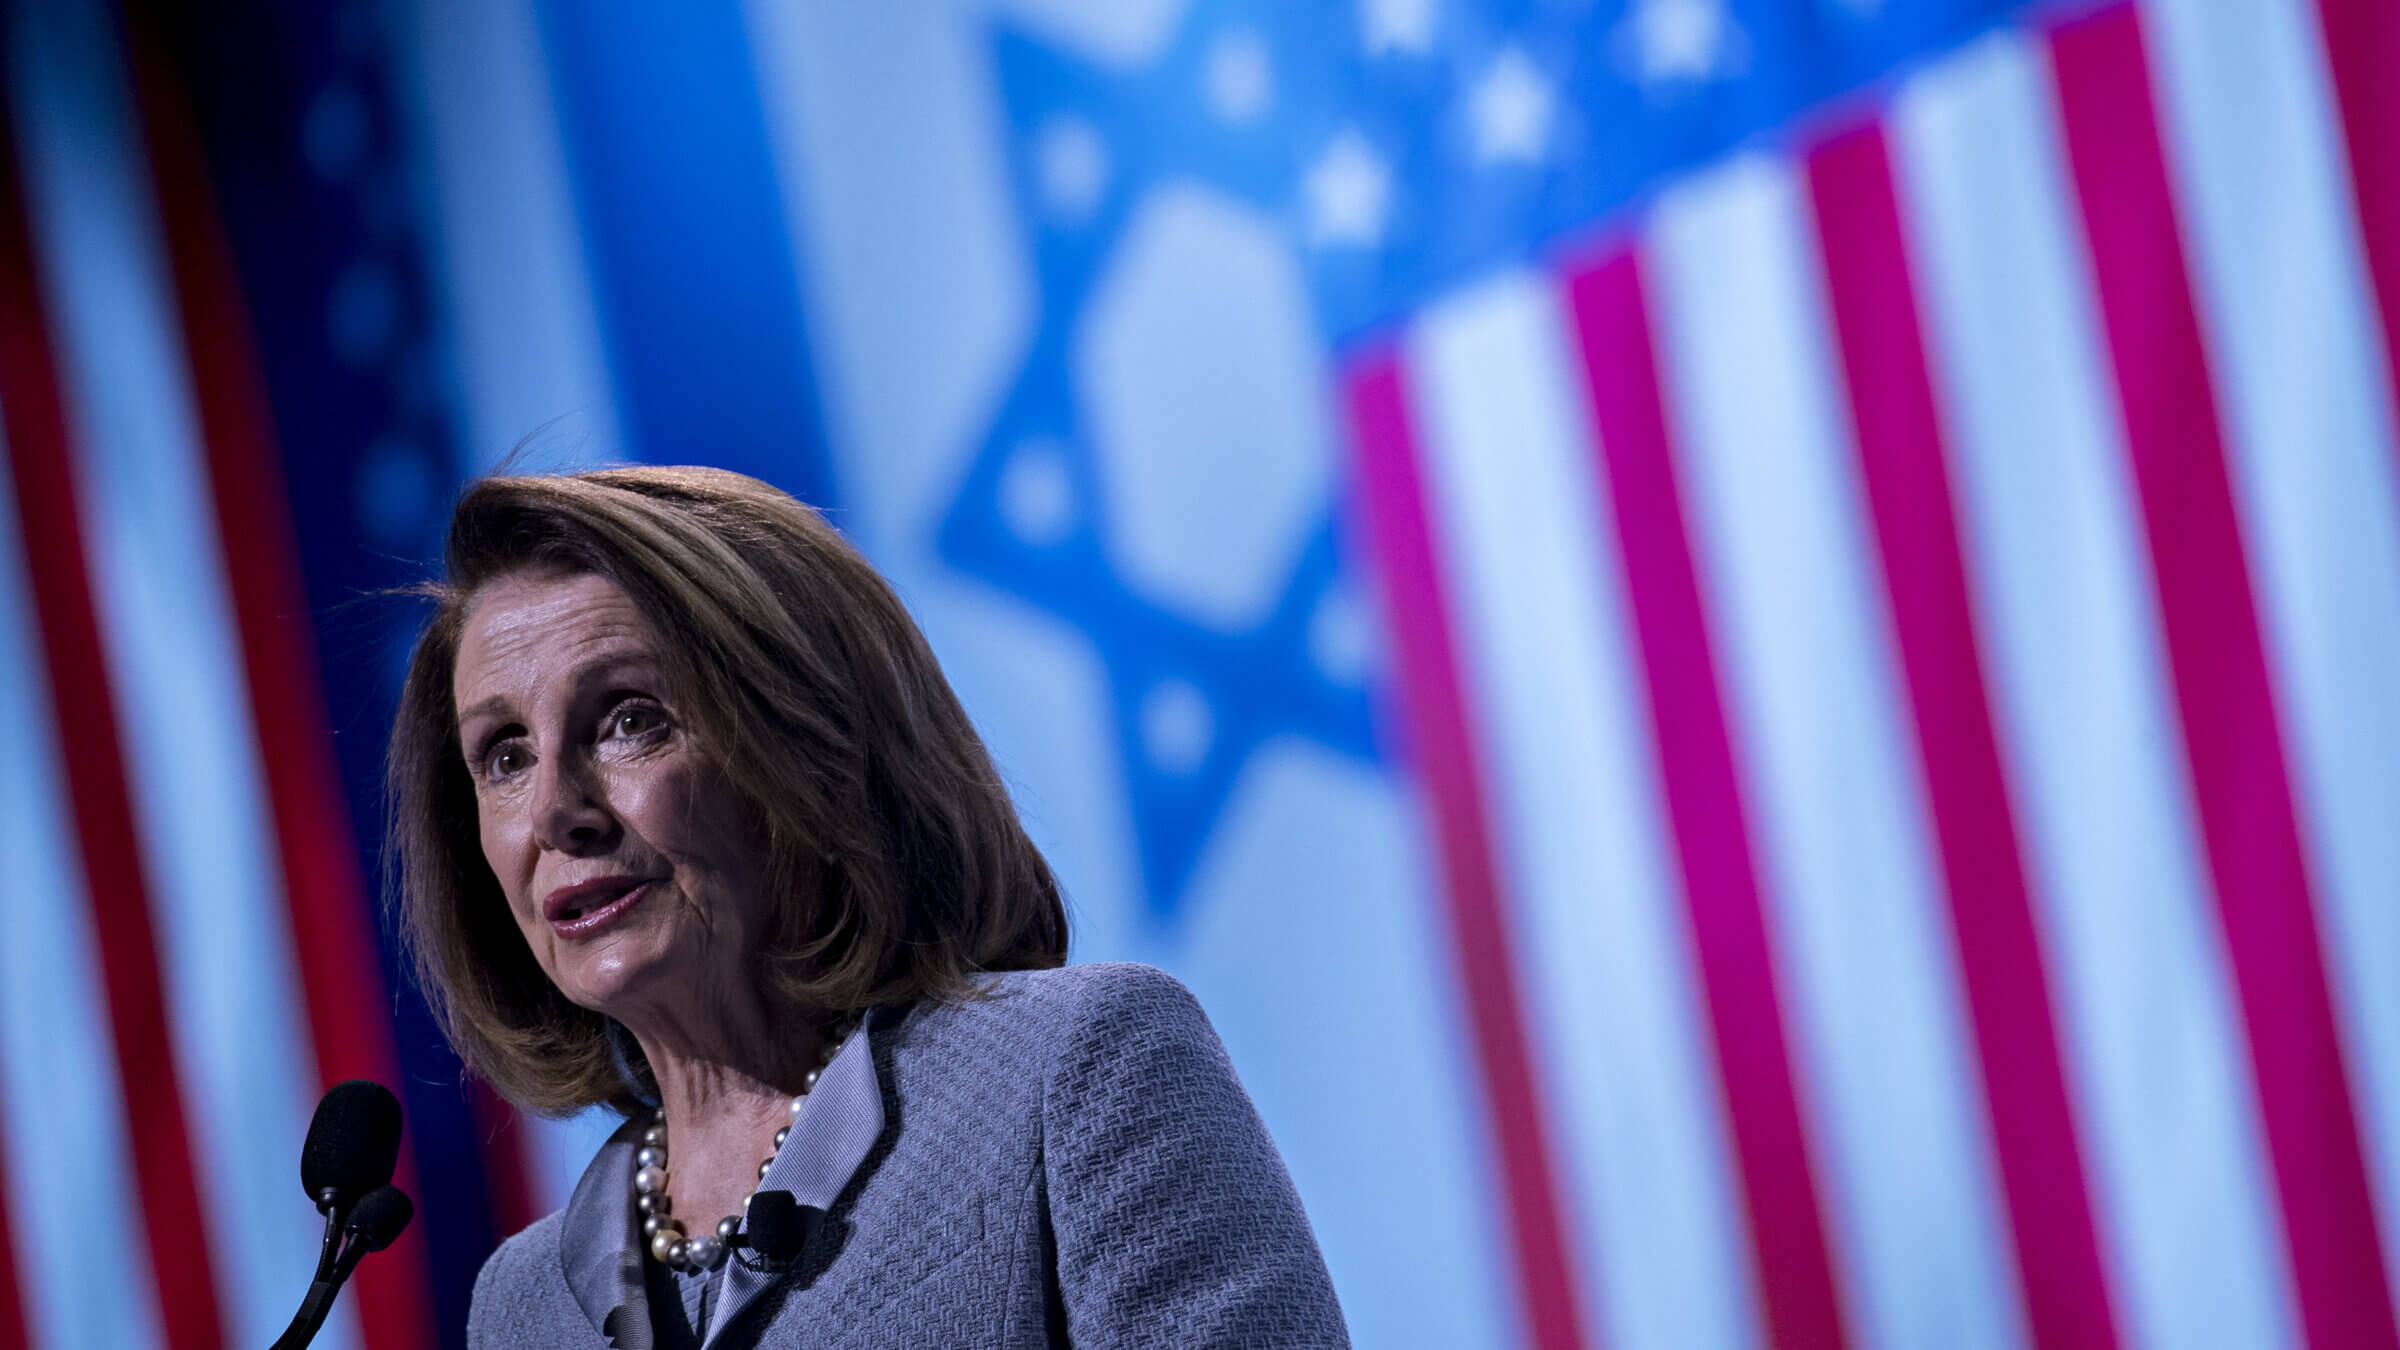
[757,1158,773,1180]
[634,1192,659,1215]
[642,1125,666,1147]
[717,1217,740,1242]
[641,1214,663,1238]
[787,1095,806,1120]
[742,1191,756,1211]
[666,1237,689,1268]
[685,1236,723,1270]
[650,1229,680,1264]
[772,1126,789,1148]
[635,1146,665,1170]
[634,1165,667,1194]
[802,1067,821,1090]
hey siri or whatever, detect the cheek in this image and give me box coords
[605,765,682,847]
[614,759,761,877]
[475,801,534,906]
[609,752,702,835]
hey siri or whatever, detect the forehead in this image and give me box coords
[453,571,658,705]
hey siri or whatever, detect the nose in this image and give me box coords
[530,752,618,855]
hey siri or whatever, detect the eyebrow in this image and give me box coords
[455,694,512,729]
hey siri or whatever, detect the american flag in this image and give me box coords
[0,0,2395,1347]
[1352,0,2400,1343]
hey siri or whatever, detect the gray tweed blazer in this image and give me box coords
[465,962,1350,1349]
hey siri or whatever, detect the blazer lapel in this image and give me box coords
[561,1115,657,1350]
[700,1016,887,1349]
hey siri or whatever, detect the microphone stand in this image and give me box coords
[270,1190,363,1350]
[269,1227,375,1350]
[309,1188,346,1282]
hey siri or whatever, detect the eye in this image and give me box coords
[479,737,531,783]
[606,699,667,740]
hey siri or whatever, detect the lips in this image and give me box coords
[542,876,659,939]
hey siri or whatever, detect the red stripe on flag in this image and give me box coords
[1346,352,1597,1350]
[1564,248,1852,1350]
[468,1081,542,1240]
[0,1126,29,1350]
[111,7,440,1347]
[0,111,229,1350]
[1805,120,2123,1350]
[2309,0,2400,441]
[2048,9,2400,1348]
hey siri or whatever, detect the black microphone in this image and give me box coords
[732,1191,822,1272]
[273,1085,413,1350]
[298,1080,403,1290]
[341,1185,415,1256]
[300,1080,403,1217]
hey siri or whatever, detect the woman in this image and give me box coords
[389,466,1348,1348]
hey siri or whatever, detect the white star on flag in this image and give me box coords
[1205,28,1273,123]
[1304,129,1391,247]
[1617,0,1749,92]
[1469,47,1553,164]
[1359,0,1437,55]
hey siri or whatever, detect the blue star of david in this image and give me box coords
[940,4,1389,922]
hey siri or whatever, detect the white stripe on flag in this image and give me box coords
[1175,745,1530,1350]
[1646,152,2026,1350]
[520,1109,622,1232]
[398,0,623,473]
[1893,30,2300,1350]
[2144,0,2400,1292]
[399,0,629,1216]
[1407,271,1764,1350]
[0,453,166,1350]
[5,3,353,1344]
[741,0,1032,554]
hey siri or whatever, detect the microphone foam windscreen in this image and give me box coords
[345,1185,414,1252]
[300,1079,403,1204]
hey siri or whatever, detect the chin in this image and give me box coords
[554,934,681,1015]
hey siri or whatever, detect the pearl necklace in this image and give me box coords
[630,1019,855,1273]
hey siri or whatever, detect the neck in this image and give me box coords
[621,974,840,1107]
[624,999,846,1241]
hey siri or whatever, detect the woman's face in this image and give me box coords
[452,570,773,1023]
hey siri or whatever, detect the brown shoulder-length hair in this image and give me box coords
[388,465,1067,1117]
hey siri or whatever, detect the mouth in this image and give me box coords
[543,877,659,938]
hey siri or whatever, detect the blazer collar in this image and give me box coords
[560,1116,657,1349]
[559,1016,888,1350]
[703,1014,885,1348]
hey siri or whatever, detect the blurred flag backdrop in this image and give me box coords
[0,0,2395,1346]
